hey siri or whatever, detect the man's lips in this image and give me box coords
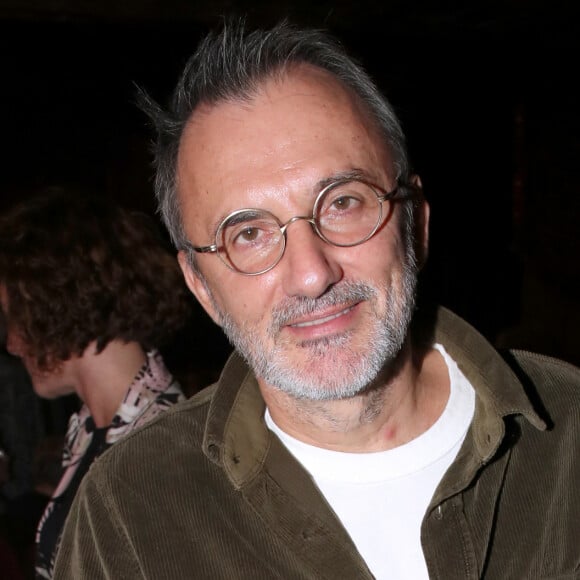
[287,304,358,328]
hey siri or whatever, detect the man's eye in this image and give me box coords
[331,196,358,210]
[239,227,259,241]
[233,226,262,245]
[325,195,365,216]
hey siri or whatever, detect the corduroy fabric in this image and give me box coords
[53,308,580,579]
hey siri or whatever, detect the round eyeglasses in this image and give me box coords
[184,177,410,276]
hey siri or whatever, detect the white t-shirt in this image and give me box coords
[265,343,475,580]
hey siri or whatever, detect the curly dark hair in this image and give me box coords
[0,188,192,371]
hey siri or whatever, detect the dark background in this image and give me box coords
[1,0,579,373]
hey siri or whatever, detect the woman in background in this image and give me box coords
[0,189,192,578]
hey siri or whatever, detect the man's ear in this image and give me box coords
[177,250,221,326]
[410,174,430,270]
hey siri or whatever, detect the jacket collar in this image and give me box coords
[434,307,545,460]
[429,307,546,507]
[203,352,269,489]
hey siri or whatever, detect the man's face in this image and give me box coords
[177,66,426,400]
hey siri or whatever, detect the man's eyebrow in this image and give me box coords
[315,169,368,190]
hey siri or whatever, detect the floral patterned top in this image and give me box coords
[34,350,185,579]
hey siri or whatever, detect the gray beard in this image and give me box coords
[207,256,418,402]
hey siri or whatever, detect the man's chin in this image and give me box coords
[262,358,378,401]
[264,337,408,402]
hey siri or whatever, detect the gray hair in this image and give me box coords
[139,19,413,254]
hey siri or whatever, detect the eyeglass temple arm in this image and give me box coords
[379,181,419,203]
[184,241,218,254]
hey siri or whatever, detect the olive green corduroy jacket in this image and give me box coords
[53,308,580,579]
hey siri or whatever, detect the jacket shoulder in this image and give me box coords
[509,350,580,389]
[505,350,580,421]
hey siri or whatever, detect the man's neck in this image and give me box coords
[260,345,450,453]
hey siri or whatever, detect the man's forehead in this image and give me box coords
[180,69,384,168]
[183,65,366,131]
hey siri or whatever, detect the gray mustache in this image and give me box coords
[269,281,376,332]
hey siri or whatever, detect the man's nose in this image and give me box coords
[280,219,342,298]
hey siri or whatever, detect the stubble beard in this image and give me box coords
[207,256,418,402]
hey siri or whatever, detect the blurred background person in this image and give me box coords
[0,188,192,578]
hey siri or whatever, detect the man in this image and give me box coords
[54,21,580,579]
